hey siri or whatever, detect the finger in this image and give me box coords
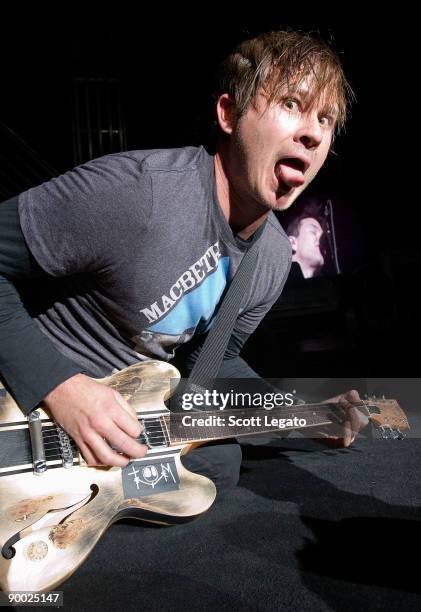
[84,431,131,467]
[355,402,370,422]
[76,438,104,467]
[106,424,148,459]
[344,389,360,403]
[300,424,330,438]
[112,392,142,438]
[342,401,369,439]
[348,406,363,439]
[114,391,143,438]
[343,420,352,447]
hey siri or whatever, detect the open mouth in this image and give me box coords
[278,157,306,173]
[275,178,292,197]
[274,155,309,190]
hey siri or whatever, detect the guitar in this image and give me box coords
[0,360,410,592]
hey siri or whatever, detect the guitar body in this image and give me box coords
[0,359,409,592]
[0,361,216,592]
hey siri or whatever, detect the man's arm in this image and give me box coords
[0,196,146,465]
[0,196,84,412]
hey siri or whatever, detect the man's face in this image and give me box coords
[220,82,336,212]
[290,217,325,270]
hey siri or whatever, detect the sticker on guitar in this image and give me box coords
[122,457,180,497]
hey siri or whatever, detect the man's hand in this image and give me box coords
[321,389,369,447]
[43,373,148,467]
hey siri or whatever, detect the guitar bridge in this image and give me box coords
[55,424,74,468]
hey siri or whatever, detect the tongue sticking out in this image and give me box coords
[275,160,306,188]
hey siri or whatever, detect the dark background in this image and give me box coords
[1,16,421,612]
[0,12,418,378]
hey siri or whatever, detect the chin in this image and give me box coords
[272,193,298,211]
[275,185,305,210]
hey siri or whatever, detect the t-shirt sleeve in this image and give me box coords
[18,155,152,277]
[0,196,84,414]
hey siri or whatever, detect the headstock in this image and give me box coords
[364,397,410,439]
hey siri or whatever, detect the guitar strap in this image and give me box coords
[175,221,266,410]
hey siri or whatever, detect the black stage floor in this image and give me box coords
[46,405,421,612]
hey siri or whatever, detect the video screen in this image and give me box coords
[275,194,365,282]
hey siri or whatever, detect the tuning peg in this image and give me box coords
[379,425,406,441]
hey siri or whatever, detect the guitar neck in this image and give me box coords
[166,402,341,445]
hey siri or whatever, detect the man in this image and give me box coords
[286,203,326,279]
[0,29,367,494]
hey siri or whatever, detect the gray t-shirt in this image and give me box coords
[18,146,292,378]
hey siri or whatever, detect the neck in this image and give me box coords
[291,255,317,279]
[167,402,345,445]
[214,149,269,240]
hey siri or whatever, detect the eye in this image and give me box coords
[319,114,334,127]
[283,98,300,112]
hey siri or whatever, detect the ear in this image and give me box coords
[216,93,237,135]
[288,236,297,253]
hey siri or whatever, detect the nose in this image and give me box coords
[294,112,323,150]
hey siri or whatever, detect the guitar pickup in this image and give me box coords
[139,418,167,448]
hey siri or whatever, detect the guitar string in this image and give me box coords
[39,419,339,463]
[39,404,354,444]
[40,419,167,440]
[27,399,371,440]
[39,412,334,446]
[38,403,354,435]
[40,418,170,458]
[14,401,373,463]
[38,405,348,441]
[40,419,339,460]
[40,425,168,443]
[23,421,360,465]
[3,402,384,469]
[37,399,370,433]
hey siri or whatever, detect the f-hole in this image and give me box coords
[1,484,99,560]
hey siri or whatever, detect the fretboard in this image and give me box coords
[166,402,340,444]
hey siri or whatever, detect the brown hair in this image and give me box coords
[285,200,325,238]
[215,30,354,135]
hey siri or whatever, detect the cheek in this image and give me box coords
[309,147,330,179]
[260,112,293,146]
[319,138,332,165]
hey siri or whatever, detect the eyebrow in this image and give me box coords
[321,104,339,118]
[293,85,339,118]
